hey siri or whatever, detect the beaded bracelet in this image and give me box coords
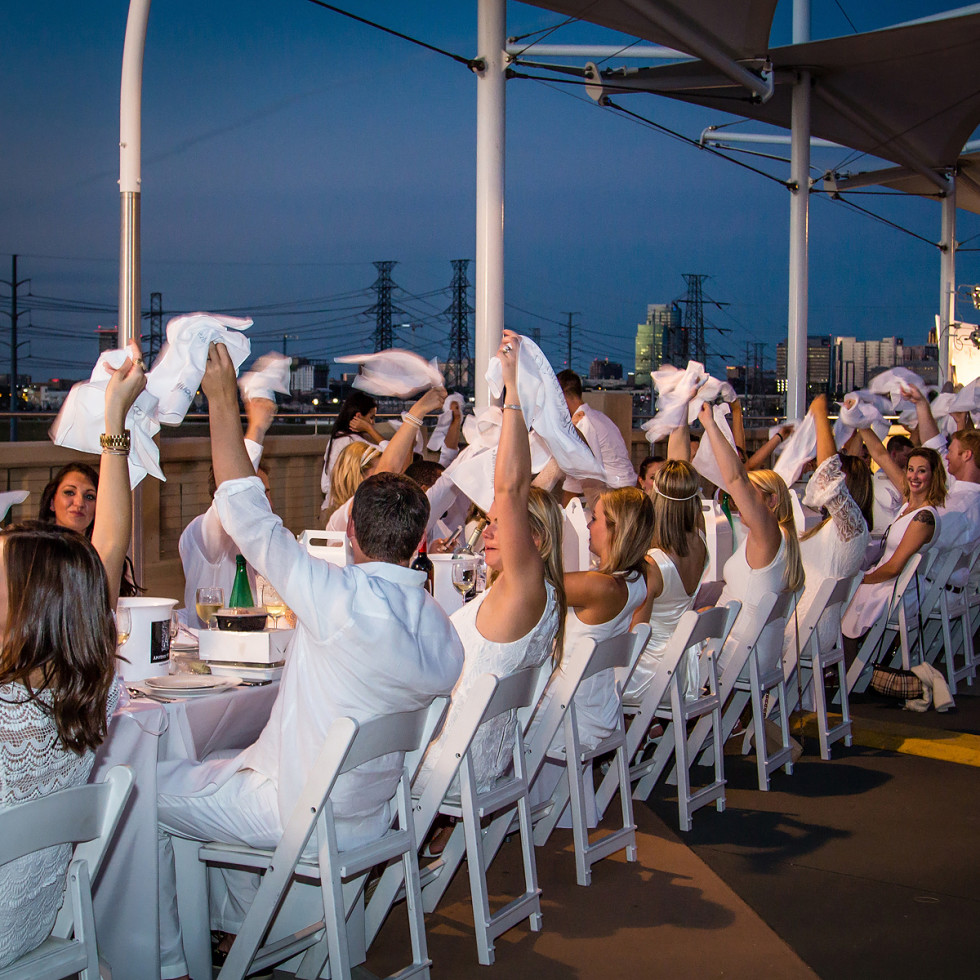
[402,412,424,428]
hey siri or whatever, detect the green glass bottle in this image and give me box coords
[229,554,255,609]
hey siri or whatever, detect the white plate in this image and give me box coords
[145,675,242,695]
[208,663,284,682]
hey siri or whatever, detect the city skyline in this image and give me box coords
[3,1,979,387]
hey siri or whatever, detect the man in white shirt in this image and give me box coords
[871,433,914,533]
[157,343,463,980]
[556,369,636,504]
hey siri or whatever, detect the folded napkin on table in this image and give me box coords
[239,351,291,403]
[427,392,465,452]
[486,335,605,482]
[50,348,165,487]
[336,348,444,398]
[147,313,252,425]
[0,490,29,522]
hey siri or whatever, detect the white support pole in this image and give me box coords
[939,180,956,387]
[119,0,151,585]
[786,0,810,420]
[474,0,506,411]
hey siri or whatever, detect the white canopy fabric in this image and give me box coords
[520,0,778,60]
[580,6,980,175]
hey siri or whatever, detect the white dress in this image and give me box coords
[716,529,791,676]
[415,582,559,796]
[624,537,709,705]
[841,505,937,639]
[560,571,648,751]
[0,683,117,968]
[787,455,870,656]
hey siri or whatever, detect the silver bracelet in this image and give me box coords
[403,412,424,428]
[503,404,523,412]
[101,447,130,457]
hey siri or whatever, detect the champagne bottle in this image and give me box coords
[411,535,435,594]
[453,517,488,559]
[229,554,255,609]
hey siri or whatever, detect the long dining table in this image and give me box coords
[90,680,279,980]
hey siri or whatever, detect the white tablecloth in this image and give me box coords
[90,683,278,980]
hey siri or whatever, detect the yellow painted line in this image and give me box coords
[798,712,980,768]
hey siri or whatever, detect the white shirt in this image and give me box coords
[214,476,464,831]
[565,404,636,492]
[871,468,904,533]
[178,438,263,626]
[922,433,980,578]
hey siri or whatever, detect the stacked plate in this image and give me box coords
[144,675,242,698]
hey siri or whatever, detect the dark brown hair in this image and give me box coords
[351,473,430,564]
[0,521,117,754]
[38,462,100,532]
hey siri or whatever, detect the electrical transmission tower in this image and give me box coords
[367,261,399,351]
[681,273,708,365]
[444,259,473,391]
[148,292,163,367]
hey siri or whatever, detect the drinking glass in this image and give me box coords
[262,582,288,629]
[115,607,131,647]
[451,556,480,602]
[195,587,224,630]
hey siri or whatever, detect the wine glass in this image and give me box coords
[262,582,288,629]
[115,606,131,647]
[195,587,224,630]
[451,556,480,602]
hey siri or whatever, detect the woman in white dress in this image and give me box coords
[0,350,144,968]
[625,459,709,704]
[415,331,564,802]
[787,394,873,659]
[841,432,947,648]
[700,402,805,678]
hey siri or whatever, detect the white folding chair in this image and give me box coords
[429,666,549,965]
[419,637,597,921]
[363,675,500,951]
[0,765,133,980]
[531,625,651,886]
[622,603,740,830]
[925,549,980,693]
[179,708,434,980]
[786,574,859,760]
[847,552,924,693]
[297,529,351,566]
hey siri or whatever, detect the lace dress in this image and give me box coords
[414,582,559,796]
[624,538,709,705]
[0,682,117,968]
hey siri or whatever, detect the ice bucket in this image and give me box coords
[116,596,178,682]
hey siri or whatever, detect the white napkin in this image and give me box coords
[562,497,592,572]
[950,378,980,413]
[691,404,737,489]
[0,489,29,522]
[834,391,890,447]
[146,313,252,425]
[444,444,496,513]
[462,405,553,473]
[929,392,958,437]
[50,349,165,487]
[773,414,816,487]
[486,336,605,482]
[427,392,464,452]
[239,352,291,403]
[336,348,444,398]
[642,361,708,444]
[868,368,929,429]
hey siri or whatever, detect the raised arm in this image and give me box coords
[375,386,448,475]
[244,393,276,447]
[858,424,905,495]
[202,342,254,485]
[746,424,794,471]
[729,398,746,454]
[903,385,940,445]
[91,344,146,607]
[478,332,548,641]
[667,421,691,462]
[698,401,781,567]
[810,394,836,465]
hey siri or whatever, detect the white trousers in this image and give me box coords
[157,767,281,979]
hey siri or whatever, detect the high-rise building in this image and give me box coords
[635,303,681,386]
[590,358,622,380]
[776,335,835,400]
[834,336,902,392]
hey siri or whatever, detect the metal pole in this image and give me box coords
[939,181,956,387]
[10,255,18,441]
[786,0,810,420]
[120,0,151,586]
[474,0,506,411]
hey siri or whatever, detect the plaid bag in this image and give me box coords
[869,664,923,700]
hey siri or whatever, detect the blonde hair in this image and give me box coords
[527,487,568,666]
[746,469,805,593]
[328,442,380,516]
[650,460,701,558]
[597,487,655,579]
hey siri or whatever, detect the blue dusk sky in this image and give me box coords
[2,0,979,383]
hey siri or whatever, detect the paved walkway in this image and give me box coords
[362,687,979,979]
